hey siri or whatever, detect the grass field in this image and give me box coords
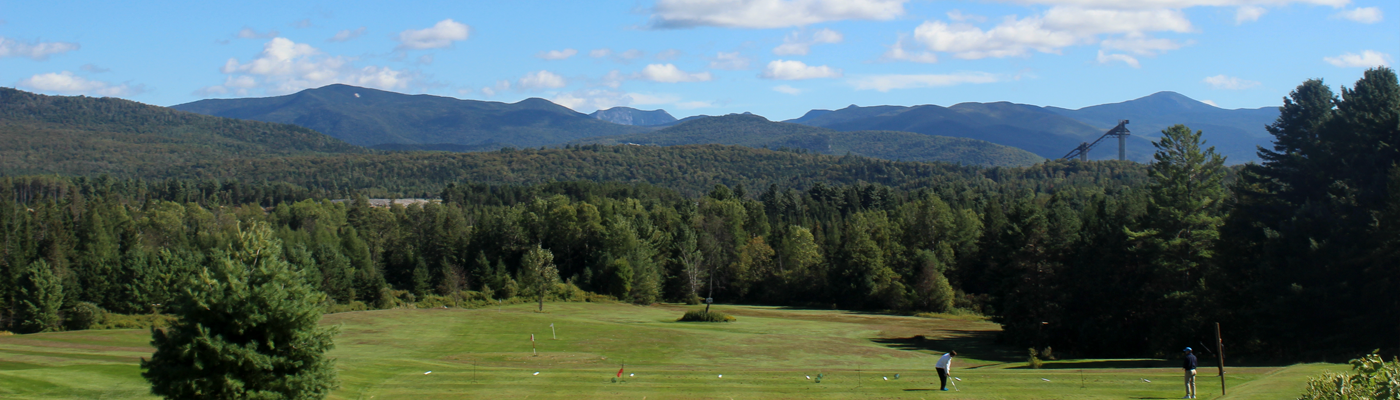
[0,302,1339,399]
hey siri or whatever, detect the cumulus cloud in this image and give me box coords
[1235,6,1266,24]
[1096,50,1140,68]
[481,80,511,97]
[880,36,939,63]
[518,70,568,89]
[849,71,1001,92]
[761,60,841,80]
[17,71,143,97]
[550,89,685,112]
[620,49,646,60]
[589,48,613,58]
[395,19,471,50]
[1334,7,1382,23]
[602,70,627,88]
[201,37,416,96]
[328,27,367,42]
[589,48,646,63]
[80,63,110,73]
[1324,50,1391,68]
[0,36,80,60]
[638,63,713,82]
[537,49,578,60]
[650,0,907,29]
[773,28,843,55]
[773,85,803,95]
[292,19,314,29]
[1203,74,1260,90]
[947,10,986,23]
[709,51,752,70]
[997,0,1347,9]
[904,6,1191,63]
[237,27,280,39]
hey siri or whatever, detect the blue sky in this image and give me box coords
[3,0,1395,120]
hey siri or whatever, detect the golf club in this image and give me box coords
[951,377,959,391]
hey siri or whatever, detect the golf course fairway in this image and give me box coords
[0,302,1340,399]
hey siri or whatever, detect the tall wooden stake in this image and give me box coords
[1215,322,1226,395]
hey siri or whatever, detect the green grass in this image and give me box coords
[0,302,1339,399]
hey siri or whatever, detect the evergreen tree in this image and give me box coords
[1127,124,1226,354]
[141,223,338,399]
[15,260,64,334]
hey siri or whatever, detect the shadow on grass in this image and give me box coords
[1010,359,1171,369]
[872,331,1022,363]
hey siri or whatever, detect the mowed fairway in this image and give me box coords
[0,302,1338,399]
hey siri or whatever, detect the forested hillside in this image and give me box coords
[573,114,1045,167]
[0,88,365,176]
[172,84,646,147]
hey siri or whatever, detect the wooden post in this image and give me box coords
[1215,322,1226,395]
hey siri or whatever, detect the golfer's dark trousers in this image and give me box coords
[937,367,948,389]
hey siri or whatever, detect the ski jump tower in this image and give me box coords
[1063,120,1130,161]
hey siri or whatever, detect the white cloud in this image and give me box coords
[328,27,367,42]
[17,71,143,97]
[549,89,684,113]
[761,60,841,80]
[650,0,907,28]
[1100,35,1186,56]
[638,63,713,82]
[417,54,435,65]
[602,70,627,88]
[773,85,803,95]
[589,48,646,63]
[620,49,646,60]
[293,19,314,29]
[709,51,752,70]
[518,70,568,89]
[947,10,986,23]
[203,37,416,96]
[1334,7,1382,24]
[80,64,110,73]
[849,72,1000,92]
[1096,50,1140,68]
[395,19,470,50]
[1203,74,1260,90]
[589,48,613,58]
[773,28,843,55]
[1324,50,1391,68]
[908,7,1191,61]
[481,80,511,97]
[1235,6,1266,24]
[997,0,1348,9]
[537,49,578,60]
[881,36,939,63]
[1201,99,1219,107]
[237,27,280,39]
[656,49,683,60]
[0,36,80,60]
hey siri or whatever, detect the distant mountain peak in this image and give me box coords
[590,106,677,126]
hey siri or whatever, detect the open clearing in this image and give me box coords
[0,302,1338,399]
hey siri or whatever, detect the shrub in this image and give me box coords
[1298,351,1400,400]
[1028,348,1044,369]
[415,294,452,309]
[65,302,108,330]
[678,310,736,322]
[94,313,176,330]
[326,301,369,314]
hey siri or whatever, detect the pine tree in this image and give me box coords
[15,260,64,334]
[141,223,338,399]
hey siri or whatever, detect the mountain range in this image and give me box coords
[573,113,1045,167]
[171,84,646,148]
[164,84,1279,165]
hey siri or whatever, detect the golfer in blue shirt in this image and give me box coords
[1182,347,1197,399]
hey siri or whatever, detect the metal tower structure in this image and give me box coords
[1062,120,1130,161]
